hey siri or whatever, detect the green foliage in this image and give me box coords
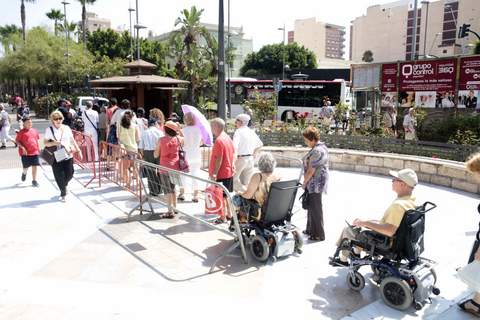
[87,29,130,60]
[418,113,480,144]
[242,90,277,126]
[240,42,317,76]
[0,24,21,54]
[46,9,64,36]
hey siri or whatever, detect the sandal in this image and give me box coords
[159,212,175,219]
[309,236,324,241]
[177,194,185,201]
[459,299,480,317]
[192,198,199,203]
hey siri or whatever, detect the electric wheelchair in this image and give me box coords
[237,179,304,262]
[329,201,440,311]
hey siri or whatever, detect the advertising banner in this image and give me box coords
[458,56,480,109]
[399,59,457,92]
[381,63,398,92]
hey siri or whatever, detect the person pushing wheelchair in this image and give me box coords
[331,168,418,266]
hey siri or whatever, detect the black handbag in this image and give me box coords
[40,127,58,165]
[300,189,309,209]
[177,137,189,172]
[468,203,480,263]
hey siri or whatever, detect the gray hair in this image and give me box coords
[210,117,225,131]
[86,101,93,109]
[257,152,276,173]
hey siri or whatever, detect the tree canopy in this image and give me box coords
[240,42,317,77]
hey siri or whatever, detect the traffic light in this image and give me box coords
[459,23,471,38]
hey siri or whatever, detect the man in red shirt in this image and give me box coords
[209,118,235,223]
[15,117,40,186]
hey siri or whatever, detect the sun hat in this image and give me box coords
[389,168,418,188]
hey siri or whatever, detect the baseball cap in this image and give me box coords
[389,169,418,188]
[235,113,250,125]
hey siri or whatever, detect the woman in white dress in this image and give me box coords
[178,112,203,202]
[82,101,99,161]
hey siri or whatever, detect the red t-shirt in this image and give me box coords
[106,105,118,122]
[209,132,234,179]
[159,135,180,170]
[16,128,40,156]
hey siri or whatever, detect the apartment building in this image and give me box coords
[350,0,480,62]
[82,12,111,32]
[290,17,346,64]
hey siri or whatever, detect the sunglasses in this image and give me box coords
[53,118,62,121]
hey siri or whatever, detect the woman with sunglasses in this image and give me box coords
[44,111,82,202]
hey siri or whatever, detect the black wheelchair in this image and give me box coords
[329,202,440,311]
[237,179,304,262]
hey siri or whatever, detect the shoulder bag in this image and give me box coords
[177,137,189,172]
[40,127,59,165]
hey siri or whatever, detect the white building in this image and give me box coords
[350,0,480,63]
[82,12,111,33]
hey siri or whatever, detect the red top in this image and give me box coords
[106,106,118,122]
[16,128,40,156]
[209,132,235,179]
[159,135,180,170]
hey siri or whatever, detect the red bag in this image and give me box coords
[205,185,224,216]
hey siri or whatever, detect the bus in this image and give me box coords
[228,78,351,121]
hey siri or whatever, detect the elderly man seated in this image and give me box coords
[232,152,280,223]
[331,168,418,266]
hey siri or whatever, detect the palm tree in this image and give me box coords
[46,9,64,36]
[0,25,21,54]
[58,21,78,41]
[76,0,97,44]
[20,0,36,42]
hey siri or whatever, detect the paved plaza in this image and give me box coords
[0,137,479,319]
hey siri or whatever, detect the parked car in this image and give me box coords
[76,96,109,112]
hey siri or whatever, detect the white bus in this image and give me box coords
[228,78,351,121]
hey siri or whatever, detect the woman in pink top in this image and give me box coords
[154,120,182,219]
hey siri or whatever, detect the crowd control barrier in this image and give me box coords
[130,159,247,272]
[72,130,98,187]
[98,141,142,198]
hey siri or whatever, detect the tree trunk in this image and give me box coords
[21,0,26,42]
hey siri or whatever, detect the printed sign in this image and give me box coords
[381,63,398,92]
[459,56,480,91]
[399,59,457,92]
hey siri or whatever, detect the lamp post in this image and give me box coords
[134,24,146,60]
[278,24,286,79]
[128,6,135,61]
[226,0,231,117]
[217,0,226,120]
[61,1,70,93]
[421,1,430,58]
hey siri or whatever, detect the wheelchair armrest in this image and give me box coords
[362,230,390,244]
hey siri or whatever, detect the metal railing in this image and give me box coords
[72,130,98,187]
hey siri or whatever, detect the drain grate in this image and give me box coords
[125,242,146,252]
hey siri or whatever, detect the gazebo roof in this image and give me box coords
[124,59,157,69]
[90,74,189,86]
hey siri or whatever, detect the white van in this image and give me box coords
[76,96,109,112]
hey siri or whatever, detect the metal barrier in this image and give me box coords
[72,130,98,187]
[98,141,142,197]
[130,159,247,273]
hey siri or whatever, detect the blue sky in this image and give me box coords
[2,0,397,53]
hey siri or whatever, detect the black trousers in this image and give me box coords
[306,192,325,240]
[52,158,74,196]
[143,150,162,195]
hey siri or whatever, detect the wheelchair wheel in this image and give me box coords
[250,235,270,262]
[380,277,413,310]
[347,271,365,292]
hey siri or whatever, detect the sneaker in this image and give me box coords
[59,196,66,202]
[21,173,26,181]
[32,180,39,187]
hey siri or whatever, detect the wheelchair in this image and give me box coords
[238,179,304,262]
[329,202,440,311]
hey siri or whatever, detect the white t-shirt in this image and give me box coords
[44,125,75,159]
[82,109,99,133]
[139,126,164,151]
[233,126,263,156]
[0,110,9,126]
[182,126,202,164]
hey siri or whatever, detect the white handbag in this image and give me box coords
[457,260,480,292]
[53,147,69,162]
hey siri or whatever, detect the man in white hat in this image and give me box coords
[331,168,418,266]
[232,113,263,192]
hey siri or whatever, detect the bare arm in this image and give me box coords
[302,166,315,189]
[154,141,161,159]
[209,155,223,180]
[353,219,397,237]
[240,173,261,199]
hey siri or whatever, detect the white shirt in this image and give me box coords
[139,126,164,151]
[44,125,75,159]
[82,109,99,132]
[403,114,416,132]
[233,125,263,156]
[441,98,454,108]
[134,117,147,143]
[0,110,9,125]
[182,126,202,164]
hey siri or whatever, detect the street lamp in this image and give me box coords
[226,0,231,117]
[217,0,226,120]
[61,1,70,93]
[128,6,135,62]
[421,1,430,57]
[134,24,146,60]
[277,24,286,79]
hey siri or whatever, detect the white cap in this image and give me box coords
[235,113,250,125]
[389,168,418,188]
